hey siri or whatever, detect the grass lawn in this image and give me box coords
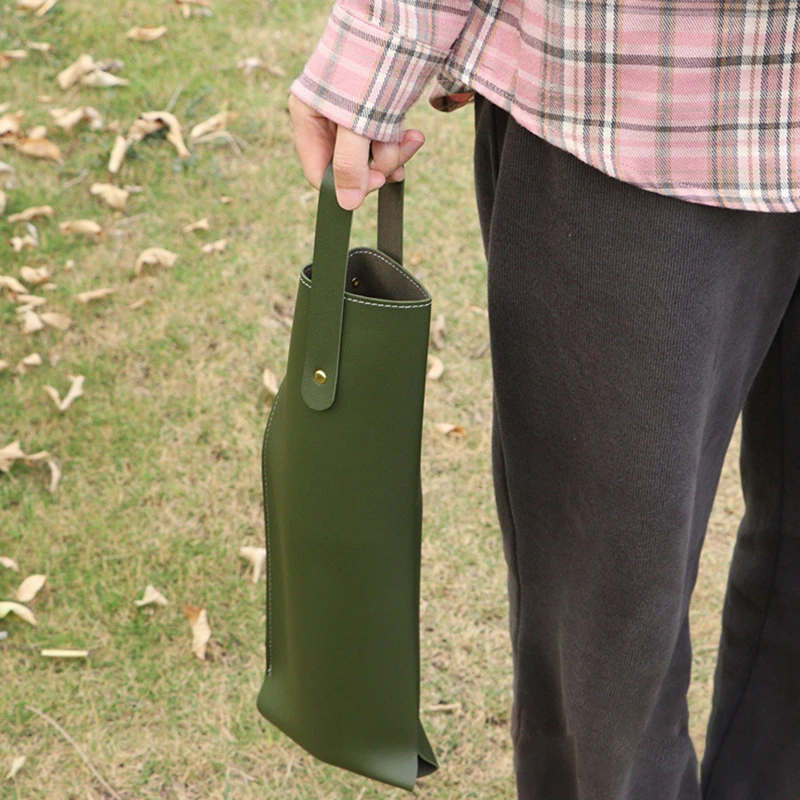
[1,0,741,797]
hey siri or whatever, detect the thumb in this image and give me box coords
[333,127,386,210]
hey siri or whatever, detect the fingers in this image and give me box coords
[332,127,385,210]
[370,129,425,183]
[288,93,426,212]
[288,94,338,191]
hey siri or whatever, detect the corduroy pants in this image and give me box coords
[473,94,800,800]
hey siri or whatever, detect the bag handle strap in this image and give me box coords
[301,162,404,411]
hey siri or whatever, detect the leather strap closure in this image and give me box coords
[301,163,404,411]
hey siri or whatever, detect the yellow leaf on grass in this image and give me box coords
[15,574,46,603]
[41,649,89,658]
[59,219,102,237]
[262,367,279,397]
[0,111,24,140]
[40,312,71,330]
[14,136,61,161]
[128,297,149,310]
[89,182,128,211]
[20,265,51,285]
[0,601,36,626]
[50,106,103,132]
[134,247,178,276]
[43,374,84,412]
[0,442,26,473]
[0,190,6,215]
[76,287,113,303]
[9,235,37,252]
[15,353,43,374]
[57,54,96,90]
[430,313,446,350]
[126,25,168,42]
[182,217,209,233]
[137,111,190,158]
[47,459,60,492]
[183,605,211,661]
[6,755,26,780]
[0,556,20,570]
[200,238,226,254]
[0,360,9,373]
[108,135,128,173]
[434,423,467,437]
[427,355,444,381]
[135,585,168,607]
[28,41,55,53]
[1,50,28,69]
[0,275,28,293]
[8,205,54,223]
[188,110,237,143]
[239,546,267,583]
[80,70,129,89]
[22,310,44,333]
[15,294,46,307]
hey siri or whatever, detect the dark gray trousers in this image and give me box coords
[473,94,800,800]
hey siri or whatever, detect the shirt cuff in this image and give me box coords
[290,3,451,143]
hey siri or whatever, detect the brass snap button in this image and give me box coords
[314,369,327,385]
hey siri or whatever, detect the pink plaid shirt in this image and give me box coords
[291,0,800,213]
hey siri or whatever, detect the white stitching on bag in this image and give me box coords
[262,383,283,676]
[299,273,431,309]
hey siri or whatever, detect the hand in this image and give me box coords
[288,93,425,210]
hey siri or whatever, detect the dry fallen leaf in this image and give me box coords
[239,546,267,583]
[14,136,61,161]
[7,205,54,223]
[188,110,238,143]
[15,574,46,603]
[59,219,102,238]
[76,287,113,303]
[1,50,28,70]
[20,265,51,285]
[10,234,38,252]
[200,238,226,254]
[6,755,26,780]
[135,584,168,607]
[134,246,178,276]
[57,53,96,90]
[430,313,446,350]
[262,367,279,397]
[15,353,43,374]
[427,355,444,380]
[137,111,190,158]
[90,182,128,211]
[43,374,84,412]
[0,601,36,626]
[108,135,128,173]
[0,556,20,570]
[28,41,55,53]
[0,442,26,473]
[183,605,211,660]
[126,25,168,42]
[41,649,89,658]
[0,190,6,215]
[40,312,72,330]
[434,423,467,437]
[22,310,44,334]
[128,297,149,310]
[47,459,61,493]
[50,106,103,132]
[0,360,9,373]
[15,294,47,307]
[80,70,129,88]
[182,217,209,233]
[0,275,28,293]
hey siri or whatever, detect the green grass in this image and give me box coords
[0,0,740,797]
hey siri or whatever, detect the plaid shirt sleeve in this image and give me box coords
[290,0,471,143]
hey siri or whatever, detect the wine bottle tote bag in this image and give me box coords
[256,164,438,790]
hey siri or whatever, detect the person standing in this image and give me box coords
[288,2,800,798]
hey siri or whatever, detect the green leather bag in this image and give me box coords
[256,164,438,790]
